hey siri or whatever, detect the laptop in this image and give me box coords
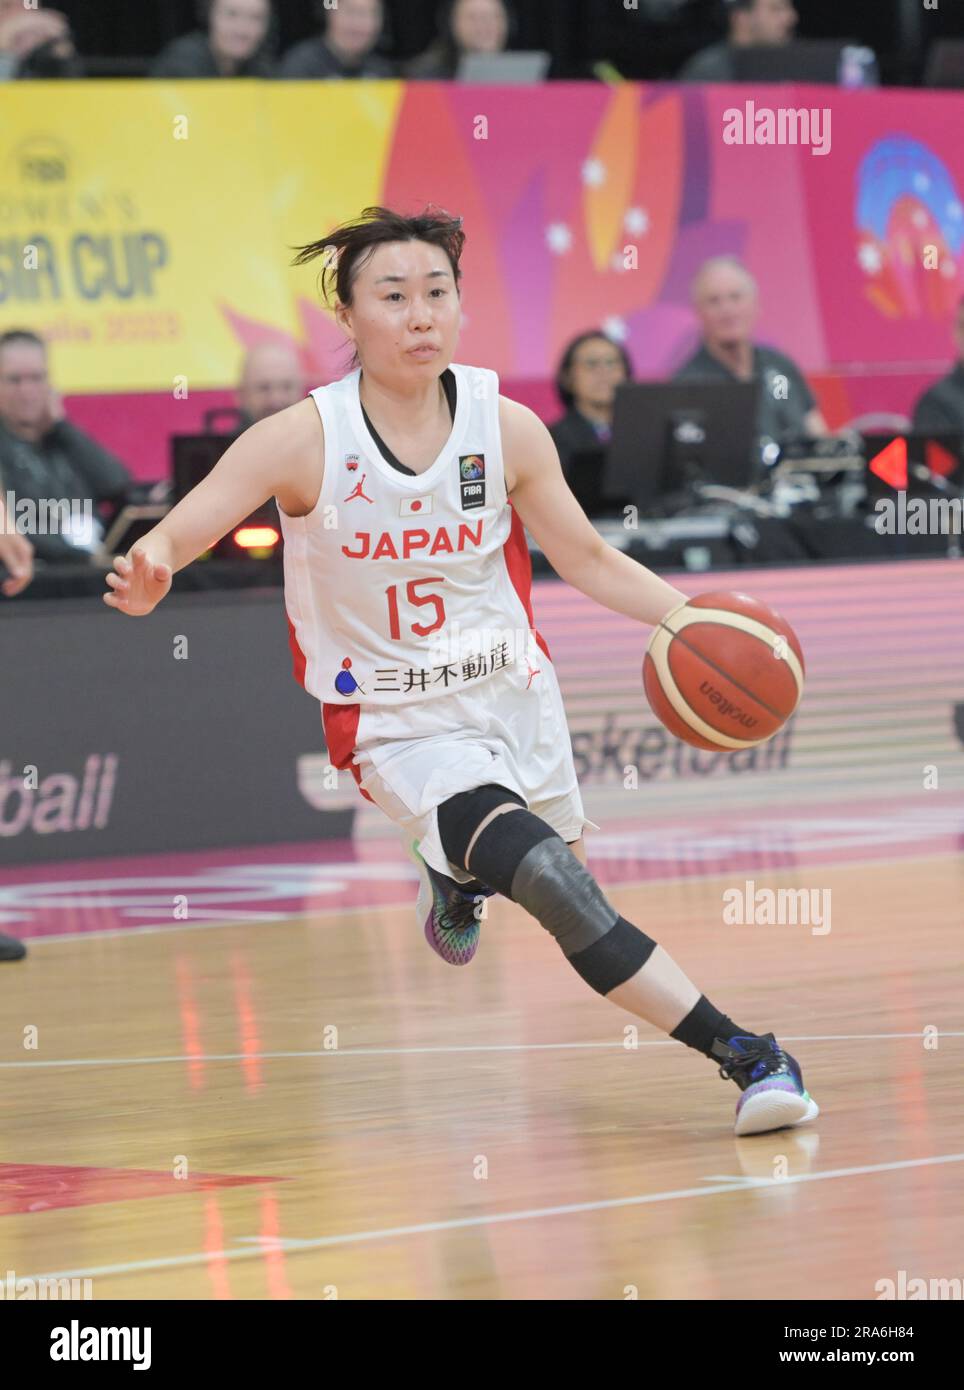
[457,52,551,83]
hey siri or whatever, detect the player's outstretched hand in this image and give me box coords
[103,546,172,616]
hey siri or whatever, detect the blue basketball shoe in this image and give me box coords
[713,1033,820,1136]
[412,841,496,966]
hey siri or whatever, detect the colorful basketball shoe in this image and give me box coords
[412,841,496,966]
[712,1033,820,1137]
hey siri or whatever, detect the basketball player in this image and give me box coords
[104,207,818,1137]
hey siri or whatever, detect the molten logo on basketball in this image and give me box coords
[699,682,758,730]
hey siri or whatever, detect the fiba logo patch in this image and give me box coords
[459,454,485,510]
[345,453,359,472]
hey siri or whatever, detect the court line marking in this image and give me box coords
[0,1033,960,1070]
[22,1151,964,1285]
[8,848,960,944]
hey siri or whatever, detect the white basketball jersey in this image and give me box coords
[278,363,549,710]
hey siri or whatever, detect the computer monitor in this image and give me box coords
[731,40,859,85]
[562,444,612,518]
[171,434,279,557]
[603,380,761,514]
[172,433,232,502]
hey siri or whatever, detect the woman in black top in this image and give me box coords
[549,331,632,512]
[406,0,511,79]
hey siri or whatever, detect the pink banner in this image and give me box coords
[59,82,964,479]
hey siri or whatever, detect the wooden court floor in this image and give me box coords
[1,852,962,1300]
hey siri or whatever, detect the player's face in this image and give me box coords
[747,0,797,46]
[209,0,270,62]
[339,240,461,383]
[452,0,508,54]
[327,0,382,58]
[0,344,49,430]
[695,269,758,350]
[567,338,627,413]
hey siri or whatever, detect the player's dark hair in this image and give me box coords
[555,331,632,411]
[291,205,465,308]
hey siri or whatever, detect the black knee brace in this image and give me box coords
[437,784,656,995]
[437,782,528,880]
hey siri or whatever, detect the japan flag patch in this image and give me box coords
[399,495,434,517]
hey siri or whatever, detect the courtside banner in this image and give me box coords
[1,560,962,866]
[1,82,963,400]
[0,591,354,865]
[0,81,399,392]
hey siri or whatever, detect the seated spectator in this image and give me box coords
[280,0,394,80]
[678,0,797,83]
[673,257,828,449]
[913,298,964,434]
[236,343,307,430]
[0,0,81,79]
[0,331,131,564]
[194,344,307,526]
[406,0,510,80]
[549,331,631,477]
[150,0,274,79]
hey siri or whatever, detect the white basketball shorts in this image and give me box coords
[350,646,599,884]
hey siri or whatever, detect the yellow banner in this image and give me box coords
[0,81,402,392]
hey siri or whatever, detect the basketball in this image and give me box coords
[643,592,806,752]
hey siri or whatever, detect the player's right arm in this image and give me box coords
[103,398,323,616]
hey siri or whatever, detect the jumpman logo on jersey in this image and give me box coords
[525,658,541,689]
[345,473,374,504]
